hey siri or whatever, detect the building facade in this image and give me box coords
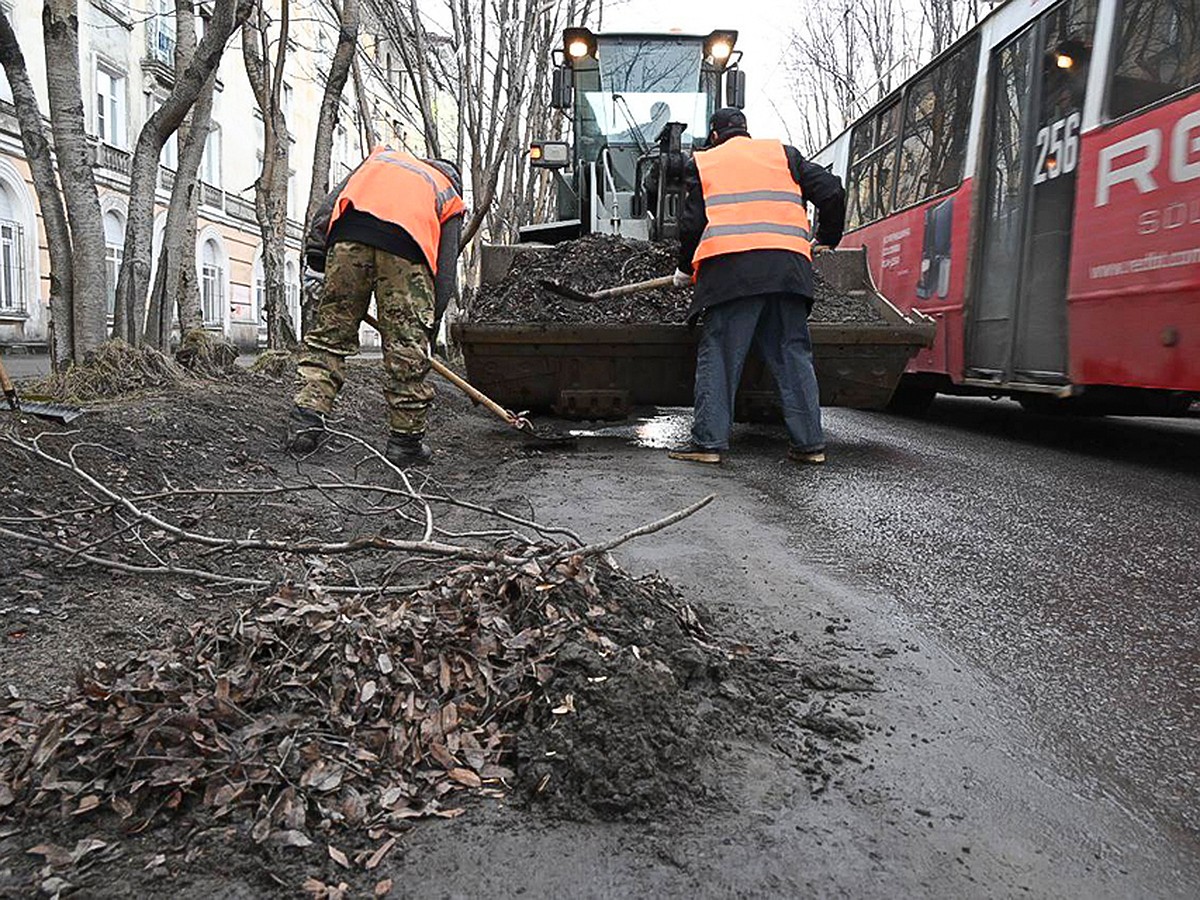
[0,0,424,352]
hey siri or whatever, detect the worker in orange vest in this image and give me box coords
[287,148,466,465]
[667,108,846,466]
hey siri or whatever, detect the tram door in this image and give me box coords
[967,0,1097,383]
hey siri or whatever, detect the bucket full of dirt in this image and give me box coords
[455,236,934,418]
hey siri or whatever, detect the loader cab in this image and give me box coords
[524,28,743,243]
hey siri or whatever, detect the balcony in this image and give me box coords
[201,182,224,211]
[159,166,176,191]
[226,195,257,224]
[96,143,131,176]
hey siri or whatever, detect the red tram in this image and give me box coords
[813,0,1199,414]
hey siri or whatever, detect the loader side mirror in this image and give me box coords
[725,68,746,109]
[551,65,573,109]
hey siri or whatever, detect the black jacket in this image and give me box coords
[677,138,846,321]
[304,168,463,324]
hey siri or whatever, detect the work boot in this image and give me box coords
[385,430,433,467]
[285,405,326,453]
[787,445,827,465]
[667,442,721,465]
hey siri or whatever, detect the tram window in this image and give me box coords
[895,36,980,210]
[847,98,900,228]
[1111,0,1200,117]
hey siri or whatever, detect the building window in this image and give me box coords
[147,0,176,65]
[149,93,179,168]
[0,184,25,314]
[96,66,127,148]
[1110,0,1200,118]
[287,169,297,219]
[285,259,299,326]
[200,238,224,325]
[103,210,124,317]
[201,126,221,186]
[0,219,24,314]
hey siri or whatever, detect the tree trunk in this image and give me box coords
[0,10,74,367]
[302,0,358,334]
[42,0,107,357]
[243,0,292,351]
[111,0,251,345]
[144,0,216,347]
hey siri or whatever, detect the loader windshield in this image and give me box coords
[578,37,709,150]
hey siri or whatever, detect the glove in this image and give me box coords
[302,268,324,295]
[672,268,692,288]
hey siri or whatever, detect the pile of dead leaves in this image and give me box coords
[0,552,727,843]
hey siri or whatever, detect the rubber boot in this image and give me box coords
[285,405,326,453]
[385,430,433,467]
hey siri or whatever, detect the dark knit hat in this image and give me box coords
[709,107,749,142]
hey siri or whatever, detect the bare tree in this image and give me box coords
[0,10,75,366]
[144,0,220,350]
[42,0,108,357]
[111,0,252,345]
[243,0,293,350]
[301,0,359,332]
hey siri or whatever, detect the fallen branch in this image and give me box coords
[554,494,717,562]
[0,524,430,596]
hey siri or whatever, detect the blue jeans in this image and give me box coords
[692,294,824,451]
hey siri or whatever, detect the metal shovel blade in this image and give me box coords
[9,399,84,424]
[538,278,597,303]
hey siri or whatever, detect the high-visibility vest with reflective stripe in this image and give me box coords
[328,147,466,273]
[692,137,812,268]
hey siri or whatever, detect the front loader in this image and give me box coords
[460,26,935,420]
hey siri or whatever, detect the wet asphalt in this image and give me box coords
[582,399,1200,843]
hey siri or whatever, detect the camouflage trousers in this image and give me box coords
[295,241,436,434]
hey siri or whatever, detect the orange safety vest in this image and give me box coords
[692,137,812,268]
[328,147,466,273]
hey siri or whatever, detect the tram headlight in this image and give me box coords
[1056,52,1074,69]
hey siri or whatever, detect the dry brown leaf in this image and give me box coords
[328,844,350,869]
[27,843,73,869]
[365,837,396,870]
[378,654,394,675]
[72,795,100,816]
[300,760,344,793]
[301,876,328,895]
[0,783,14,807]
[270,829,314,848]
[360,681,377,704]
[375,878,394,897]
[448,767,482,789]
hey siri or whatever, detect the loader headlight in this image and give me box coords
[563,28,595,61]
[705,30,738,67]
[530,140,570,169]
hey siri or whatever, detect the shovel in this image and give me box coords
[0,357,83,424]
[361,312,575,447]
[538,273,677,304]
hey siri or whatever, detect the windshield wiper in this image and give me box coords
[612,93,651,155]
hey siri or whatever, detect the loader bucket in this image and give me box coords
[456,245,934,419]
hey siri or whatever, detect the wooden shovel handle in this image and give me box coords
[361,311,518,426]
[590,274,676,301]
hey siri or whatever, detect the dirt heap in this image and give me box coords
[468,234,690,325]
[467,234,885,326]
[0,553,862,843]
[31,340,187,402]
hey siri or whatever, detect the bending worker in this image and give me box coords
[286,147,465,465]
[668,108,846,466]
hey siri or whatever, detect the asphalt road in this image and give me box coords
[606,398,1200,842]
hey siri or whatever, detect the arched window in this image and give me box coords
[103,210,124,316]
[285,259,299,328]
[252,252,265,328]
[0,183,26,314]
[200,237,224,325]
